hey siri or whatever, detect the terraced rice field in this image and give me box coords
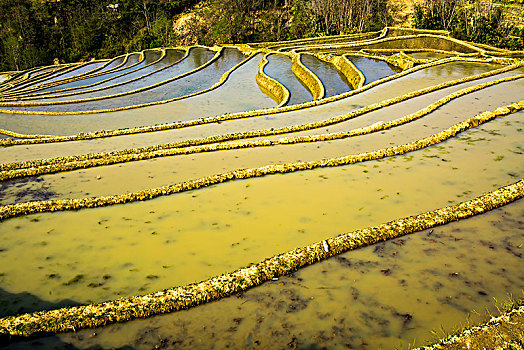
[0,27,523,349]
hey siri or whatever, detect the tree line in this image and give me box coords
[0,0,397,71]
[177,0,394,46]
[1,0,521,72]
[413,0,523,49]
[0,0,196,71]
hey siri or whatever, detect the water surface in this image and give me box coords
[264,54,313,105]
[301,54,351,97]
[347,56,400,84]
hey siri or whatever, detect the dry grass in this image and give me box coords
[419,296,524,349]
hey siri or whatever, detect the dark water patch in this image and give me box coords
[0,177,58,205]
[0,286,83,318]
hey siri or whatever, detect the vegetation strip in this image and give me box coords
[417,303,524,349]
[275,28,390,52]
[297,34,486,54]
[256,53,290,106]
[0,53,132,97]
[333,54,366,88]
[0,100,522,221]
[292,53,325,100]
[1,57,518,145]
[251,30,383,51]
[2,49,172,101]
[0,180,522,337]
[0,48,223,108]
[0,52,141,97]
[1,76,521,180]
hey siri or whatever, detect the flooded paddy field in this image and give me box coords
[1,82,523,202]
[0,28,523,349]
[15,50,171,100]
[263,54,313,105]
[0,62,516,169]
[0,111,522,304]
[13,55,132,94]
[6,199,523,349]
[300,54,351,97]
[0,49,245,113]
[346,56,400,84]
[0,61,505,137]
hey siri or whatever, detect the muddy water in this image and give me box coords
[0,64,518,165]
[0,61,501,135]
[301,54,351,97]
[2,76,522,202]
[347,55,400,84]
[0,111,522,313]
[3,48,244,113]
[28,50,171,98]
[6,199,523,349]
[264,54,313,105]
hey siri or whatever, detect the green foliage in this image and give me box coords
[0,0,198,71]
[413,0,523,50]
[0,0,398,71]
[413,4,441,30]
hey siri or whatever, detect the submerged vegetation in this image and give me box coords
[0,0,523,347]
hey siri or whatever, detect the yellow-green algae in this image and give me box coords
[255,53,290,106]
[0,179,522,337]
[291,52,325,100]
